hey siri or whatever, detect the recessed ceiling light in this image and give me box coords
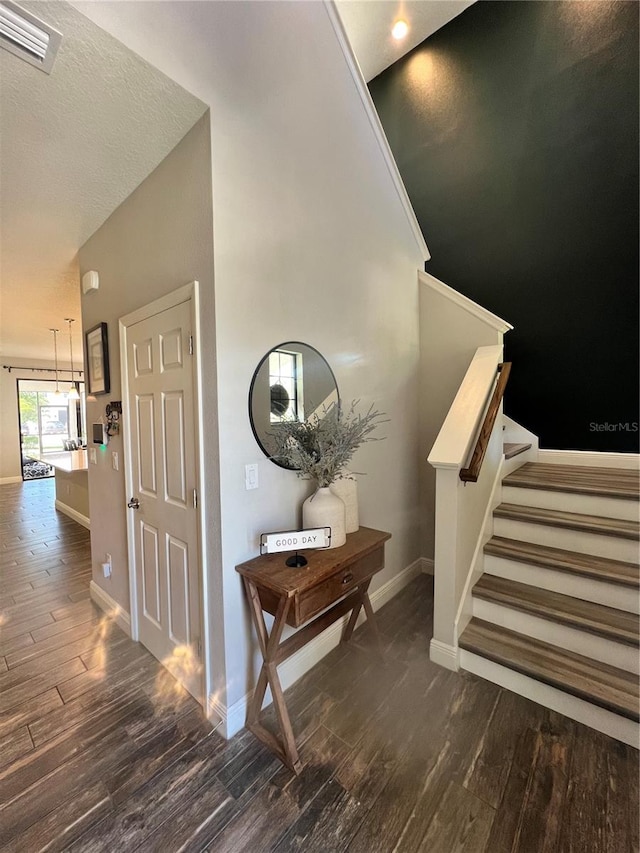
[392,19,409,40]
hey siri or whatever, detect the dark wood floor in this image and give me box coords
[1,479,638,852]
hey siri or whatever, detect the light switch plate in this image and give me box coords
[89,447,97,465]
[111,451,119,471]
[245,463,259,490]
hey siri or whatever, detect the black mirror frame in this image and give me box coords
[248,341,339,470]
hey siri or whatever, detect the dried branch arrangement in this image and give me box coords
[269,401,386,487]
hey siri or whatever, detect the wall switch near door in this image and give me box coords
[111,451,119,471]
[102,554,112,578]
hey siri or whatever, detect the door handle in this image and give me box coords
[127,497,140,510]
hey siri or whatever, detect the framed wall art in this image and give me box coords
[85,322,110,395]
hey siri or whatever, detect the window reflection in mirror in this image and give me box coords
[249,342,339,468]
[269,349,301,422]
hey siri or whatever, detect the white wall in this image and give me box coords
[419,272,510,559]
[0,358,72,481]
[55,468,90,520]
[73,0,428,726]
[77,115,224,703]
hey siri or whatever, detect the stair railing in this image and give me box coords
[427,344,508,672]
[460,362,511,483]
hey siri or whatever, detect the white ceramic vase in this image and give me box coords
[329,474,359,534]
[302,487,346,549]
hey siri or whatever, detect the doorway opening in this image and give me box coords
[17,378,86,480]
[120,282,207,705]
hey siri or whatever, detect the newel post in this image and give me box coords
[429,466,461,671]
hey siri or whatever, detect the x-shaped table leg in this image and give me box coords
[243,579,302,774]
[340,579,384,660]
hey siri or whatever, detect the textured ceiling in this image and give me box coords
[0,0,472,363]
[336,0,475,81]
[0,1,207,362]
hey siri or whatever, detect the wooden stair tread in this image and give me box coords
[484,536,640,588]
[503,462,640,501]
[459,618,640,721]
[495,503,640,540]
[503,442,532,460]
[473,575,639,646]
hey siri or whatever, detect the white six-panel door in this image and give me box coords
[126,298,202,701]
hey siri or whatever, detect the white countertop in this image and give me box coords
[30,449,88,473]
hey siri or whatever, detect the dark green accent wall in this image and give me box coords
[370,0,639,452]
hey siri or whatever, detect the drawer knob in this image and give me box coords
[341,572,354,584]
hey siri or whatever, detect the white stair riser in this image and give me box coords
[537,450,640,470]
[493,517,639,563]
[503,450,537,476]
[472,597,639,675]
[502,486,639,522]
[484,554,640,615]
[459,650,639,748]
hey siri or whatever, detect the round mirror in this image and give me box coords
[249,342,339,469]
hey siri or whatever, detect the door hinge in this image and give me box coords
[193,488,198,509]
[189,335,194,356]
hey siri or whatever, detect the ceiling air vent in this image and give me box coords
[0,1,62,74]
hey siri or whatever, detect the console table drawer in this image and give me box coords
[296,546,384,625]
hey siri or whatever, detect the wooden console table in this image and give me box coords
[236,526,391,773]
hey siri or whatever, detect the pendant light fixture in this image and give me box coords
[50,328,62,396]
[65,318,80,400]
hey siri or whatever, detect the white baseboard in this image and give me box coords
[537,449,640,470]
[90,580,131,636]
[372,557,424,607]
[420,557,434,575]
[0,476,23,485]
[55,499,91,530]
[214,557,425,739]
[429,638,459,671]
[221,692,250,742]
[206,694,227,734]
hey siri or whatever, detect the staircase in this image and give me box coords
[459,461,640,746]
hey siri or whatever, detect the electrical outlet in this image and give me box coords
[102,553,112,578]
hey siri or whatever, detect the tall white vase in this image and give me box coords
[330,475,359,534]
[302,487,346,549]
